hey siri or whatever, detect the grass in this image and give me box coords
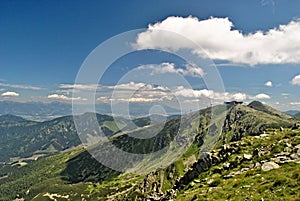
[176,128,300,201]
[176,162,300,201]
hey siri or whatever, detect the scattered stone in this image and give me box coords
[194,179,201,183]
[248,163,255,169]
[207,187,222,192]
[261,161,280,171]
[223,162,230,170]
[290,154,300,160]
[284,147,292,153]
[207,179,214,186]
[255,162,261,169]
[260,133,269,138]
[243,154,253,160]
[240,168,249,172]
[241,185,251,189]
[223,172,235,179]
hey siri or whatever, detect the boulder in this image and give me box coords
[261,161,280,171]
[243,154,253,160]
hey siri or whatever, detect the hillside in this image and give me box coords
[294,112,300,120]
[0,102,299,200]
[0,113,151,162]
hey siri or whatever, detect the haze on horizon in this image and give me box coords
[1,0,300,113]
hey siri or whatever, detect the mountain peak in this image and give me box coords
[248,101,292,120]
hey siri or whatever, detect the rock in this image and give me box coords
[223,172,236,179]
[260,133,269,138]
[223,162,230,170]
[290,153,300,160]
[243,154,253,160]
[194,179,201,183]
[284,147,292,153]
[261,162,280,171]
[240,168,249,172]
[255,162,261,168]
[207,179,214,186]
[248,163,255,169]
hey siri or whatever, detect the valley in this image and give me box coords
[0,101,299,200]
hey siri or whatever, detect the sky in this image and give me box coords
[1,0,300,112]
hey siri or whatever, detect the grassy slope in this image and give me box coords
[176,128,300,201]
[0,103,299,200]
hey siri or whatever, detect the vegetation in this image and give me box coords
[0,101,299,200]
[0,113,151,162]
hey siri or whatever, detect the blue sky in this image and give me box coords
[1,0,300,112]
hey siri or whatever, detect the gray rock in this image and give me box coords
[223,162,230,170]
[255,162,261,169]
[284,147,292,153]
[261,161,280,171]
[290,153,300,160]
[243,154,253,160]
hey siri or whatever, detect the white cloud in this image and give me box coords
[265,81,273,87]
[47,94,86,101]
[98,96,163,103]
[1,91,20,97]
[99,82,172,103]
[58,84,100,90]
[291,75,300,85]
[255,93,271,99]
[232,93,247,101]
[135,16,300,65]
[0,83,42,90]
[97,82,248,105]
[107,82,169,92]
[173,86,246,101]
[137,62,205,78]
[290,102,300,105]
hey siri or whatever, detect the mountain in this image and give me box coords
[0,113,152,162]
[0,101,299,200]
[0,101,181,121]
[294,112,300,120]
[248,101,294,120]
[0,114,29,123]
[0,101,72,121]
[285,110,300,116]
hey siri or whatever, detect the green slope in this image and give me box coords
[0,102,298,200]
[0,113,152,162]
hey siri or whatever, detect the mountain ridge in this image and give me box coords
[0,101,299,200]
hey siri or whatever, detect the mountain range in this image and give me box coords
[0,101,180,121]
[0,101,299,200]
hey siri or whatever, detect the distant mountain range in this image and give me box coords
[0,101,72,121]
[0,101,180,121]
[0,113,153,162]
[0,101,299,200]
[285,110,300,115]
